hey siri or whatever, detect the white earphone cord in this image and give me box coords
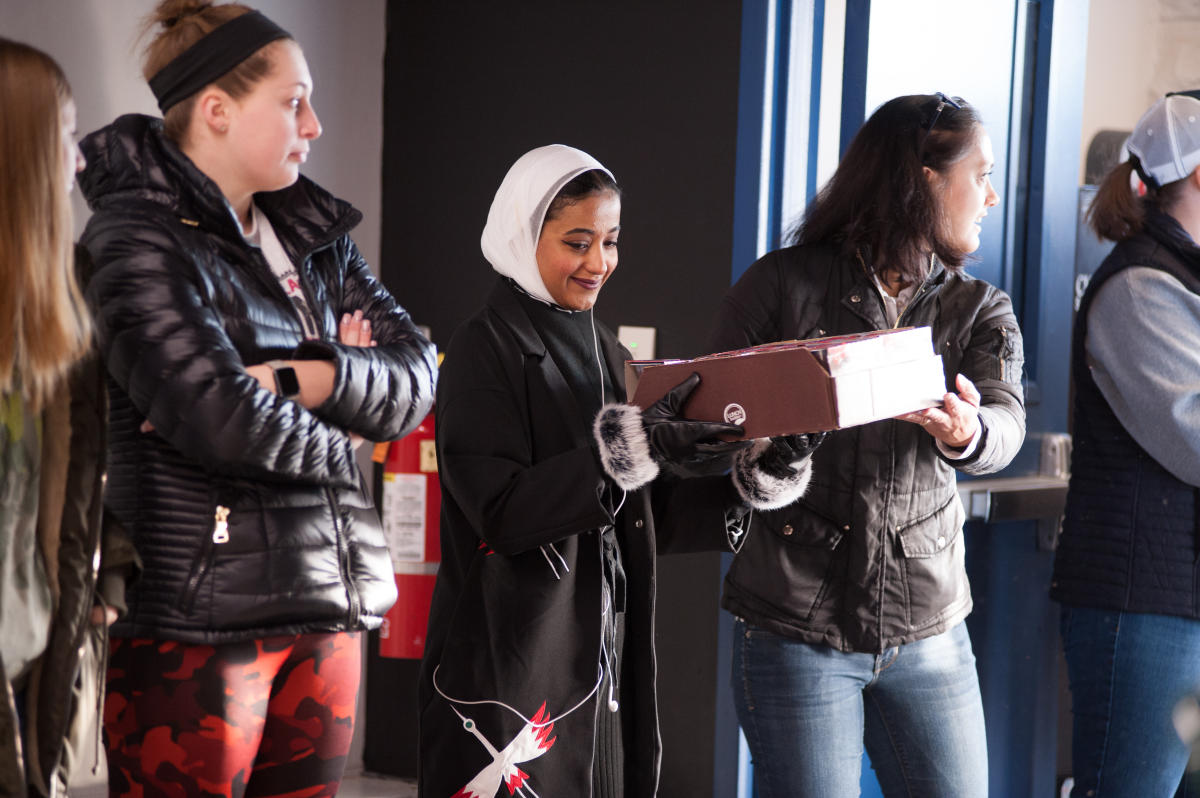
[432,310,624,726]
[431,587,617,726]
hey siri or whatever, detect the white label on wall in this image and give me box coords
[383,472,426,566]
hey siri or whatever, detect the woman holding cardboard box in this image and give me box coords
[710,93,1026,796]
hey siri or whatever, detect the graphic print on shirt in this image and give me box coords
[278,268,321,340]
[246,203,320,340]
[450,702,557,798]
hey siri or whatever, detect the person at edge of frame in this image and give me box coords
[1053,89,1200,798]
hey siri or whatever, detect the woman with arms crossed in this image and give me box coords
[79,2,436,795]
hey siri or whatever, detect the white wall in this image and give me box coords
[1080,0,1200,182]
[1,0,386,272]
[1,0,386,787]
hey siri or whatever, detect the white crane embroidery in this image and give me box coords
[450,702,557,798]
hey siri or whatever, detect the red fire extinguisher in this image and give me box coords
[376,411,440,659]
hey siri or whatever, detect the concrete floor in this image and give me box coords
[71,772,417,797]
[331,773,418,797]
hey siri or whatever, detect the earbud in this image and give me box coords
[600,580,620,714]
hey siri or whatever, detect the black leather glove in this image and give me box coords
[755,431,828,479]
[642,372,749,465]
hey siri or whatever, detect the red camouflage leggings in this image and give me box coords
[104,632,361,798]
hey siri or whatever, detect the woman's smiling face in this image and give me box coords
[535,190,621,310]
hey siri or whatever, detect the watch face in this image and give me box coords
[275,366,301,398]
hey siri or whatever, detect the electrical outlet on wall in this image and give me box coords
[617,325,656,360]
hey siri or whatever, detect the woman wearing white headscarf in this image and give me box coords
[417,145,820,796]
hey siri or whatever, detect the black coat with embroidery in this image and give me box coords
[418,278,744,797]
[78,114,437,644]
[709,243,1026,653]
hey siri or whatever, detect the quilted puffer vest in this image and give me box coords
[1052,215,1200,618]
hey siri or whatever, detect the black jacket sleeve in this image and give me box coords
[85,215,361,489]
[292,236,437,442]
[708,252,788,352]
[651,474,746,554]
[436,317,613,556]
[938,286,1026,475]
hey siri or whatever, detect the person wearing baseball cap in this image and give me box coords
[1053,90,1200,797]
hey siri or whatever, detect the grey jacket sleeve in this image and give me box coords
[1086,267,1200,486]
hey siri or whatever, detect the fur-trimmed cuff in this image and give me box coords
[594,403,660,490]
[731,439,814,510]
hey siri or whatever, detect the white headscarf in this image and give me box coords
[480,144,615,306]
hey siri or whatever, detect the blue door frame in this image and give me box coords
[716,1,1090,795]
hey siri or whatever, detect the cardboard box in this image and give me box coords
[625,327,947,438]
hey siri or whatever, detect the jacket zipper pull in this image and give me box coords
[213,505,231,544]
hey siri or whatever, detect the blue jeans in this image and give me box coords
[731,618,987,798]
[1061,606,1200,798]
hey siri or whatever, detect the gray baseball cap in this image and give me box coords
[1127,90,1200,188]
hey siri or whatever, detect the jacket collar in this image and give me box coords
[487,277,548,356]
[1144,207,1200,270]
[79,114,361,257]
[487,277,627,369]
[840,250,948,328]
[486,277,629,444]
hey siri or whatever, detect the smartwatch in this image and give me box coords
[265,359,301,400]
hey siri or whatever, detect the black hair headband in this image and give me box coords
[149,10,291,113]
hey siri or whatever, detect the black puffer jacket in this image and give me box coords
[79,114,437,644]
[710,243,1025,653]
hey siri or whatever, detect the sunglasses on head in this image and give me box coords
[918,92,963,160]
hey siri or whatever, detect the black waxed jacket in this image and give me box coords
[79,114,437,644]
[709,243,1025,653]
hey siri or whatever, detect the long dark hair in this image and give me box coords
[792,93,984,281]
[1087,157,1187,243]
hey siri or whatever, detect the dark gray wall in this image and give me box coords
[378,2,742,360]
[369,2,745,794]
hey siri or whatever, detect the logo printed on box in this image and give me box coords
[724,403,747,425]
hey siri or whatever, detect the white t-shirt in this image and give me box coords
[242,203,321,340]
